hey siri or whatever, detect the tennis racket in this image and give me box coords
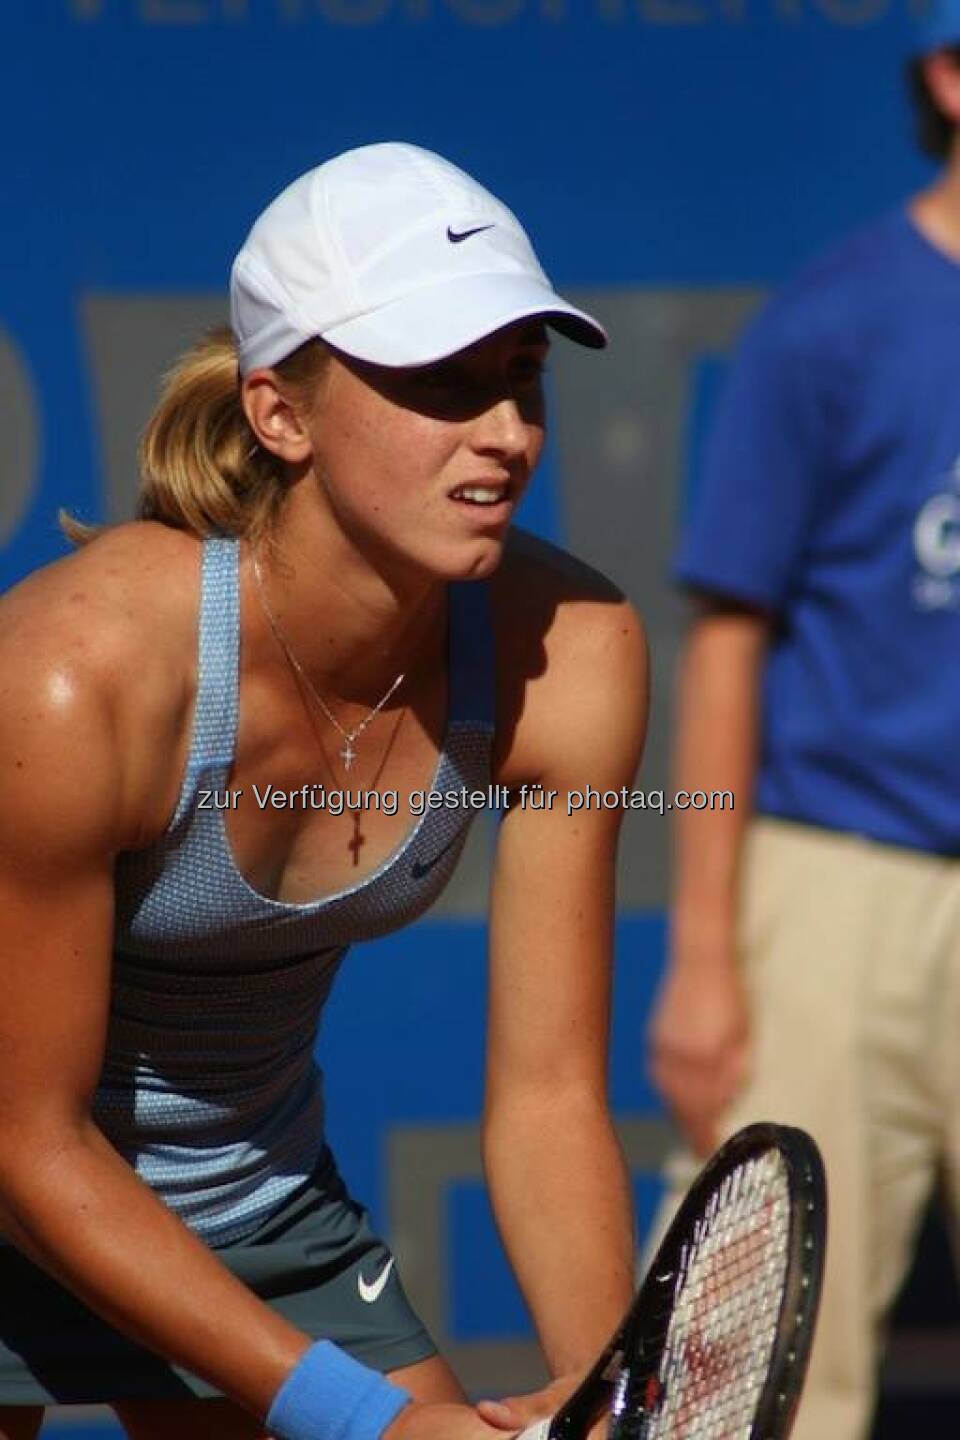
[519,1123,826,1440]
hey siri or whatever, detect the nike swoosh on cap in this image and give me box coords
[358,1256,396,1304]
[447,224,494,243]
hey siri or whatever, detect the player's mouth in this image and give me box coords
[448,481,513,514]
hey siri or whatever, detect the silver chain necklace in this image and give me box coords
[251,552,405,772]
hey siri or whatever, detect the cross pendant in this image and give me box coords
[348,813,365,867]
[340,741,357,771]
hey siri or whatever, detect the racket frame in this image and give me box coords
[546,1122,827,1440]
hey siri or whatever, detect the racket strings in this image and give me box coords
[641,1150,791,1439]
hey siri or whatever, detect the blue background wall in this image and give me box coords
[1,2,932,593]
[0,3,945,1432]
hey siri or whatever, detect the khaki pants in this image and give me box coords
[655,818,960,1440]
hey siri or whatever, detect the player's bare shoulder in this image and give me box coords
[490,529,648,785]
[491,527,645,687]
[0,522,201,851]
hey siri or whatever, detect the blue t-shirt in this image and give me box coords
[677,209,960,855]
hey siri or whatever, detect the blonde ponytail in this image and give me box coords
[61,326,329,545]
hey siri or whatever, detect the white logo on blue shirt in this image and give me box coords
[912,460,960,610]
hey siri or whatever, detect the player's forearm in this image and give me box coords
[0,1118,310,1418]
[483,1092,634,1376]
[671,610,769,963]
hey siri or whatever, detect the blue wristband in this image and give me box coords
[267,1341,412,1440]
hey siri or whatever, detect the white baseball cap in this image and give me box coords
[230,142,606,374]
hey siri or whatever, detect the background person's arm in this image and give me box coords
[648,599,772,1158]
[650,284,829,1158]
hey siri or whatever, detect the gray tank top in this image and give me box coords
[96,537,495,1246]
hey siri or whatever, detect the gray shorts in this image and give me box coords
[0,1148,435,1404]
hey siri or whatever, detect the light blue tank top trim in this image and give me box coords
[98,537,495,1246]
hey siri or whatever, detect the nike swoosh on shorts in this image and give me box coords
[358,1256,396,1304]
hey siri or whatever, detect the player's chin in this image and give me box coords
[415,519,514,581]
[442,531,512,581]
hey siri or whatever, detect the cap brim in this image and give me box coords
[320,271,606,366]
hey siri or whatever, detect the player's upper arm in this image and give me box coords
[536,596,648,801]
[493,534,649,801]
[0,611,130,1150]
[485,542,648,1097]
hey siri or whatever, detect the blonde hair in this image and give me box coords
[61,327,329,545]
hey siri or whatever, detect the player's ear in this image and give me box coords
[242,370,313,465]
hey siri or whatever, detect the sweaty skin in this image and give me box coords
[0,328,644,1440]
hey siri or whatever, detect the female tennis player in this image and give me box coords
[0,144,645,1440]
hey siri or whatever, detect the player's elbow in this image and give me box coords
[483,1075,610,1148]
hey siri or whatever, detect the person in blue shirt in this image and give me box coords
[649,17,960,1440]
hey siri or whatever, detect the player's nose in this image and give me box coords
[474,395,528,459]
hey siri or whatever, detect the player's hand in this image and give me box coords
[648,952,750,1157]
[383,1400,523,1440]
[476,1373,607,1439]
[476,1372,579,1429]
